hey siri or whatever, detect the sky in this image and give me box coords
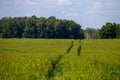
[0,0,120,29]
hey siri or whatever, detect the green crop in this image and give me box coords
[0,39,120,80]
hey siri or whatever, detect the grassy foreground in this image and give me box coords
[0,39,120,80]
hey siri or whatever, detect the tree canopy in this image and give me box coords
[0,16,119,39]
[0,16,84,39]
[99,23,120,39]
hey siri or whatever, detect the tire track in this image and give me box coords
[46,41,74,80]
[66,41,73,53]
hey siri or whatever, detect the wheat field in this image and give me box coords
[0,39,120,80]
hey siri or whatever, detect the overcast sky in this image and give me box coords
[0,0,120,29]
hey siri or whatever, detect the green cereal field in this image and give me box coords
[0,39,120,80]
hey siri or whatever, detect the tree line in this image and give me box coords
[84,23,120,39]
[0,16,84,39]
[0,15,120,39]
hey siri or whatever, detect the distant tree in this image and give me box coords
[84,28,99,39]
[116,24,120,39]
[22,18,37,38]
[36,17,46,38]
[99,23,117,39]
[46,16,56,38]
[71,22,84,39]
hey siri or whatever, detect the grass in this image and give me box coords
[0,39,120,80]
[58,39,120,80]
[0,39,71,80]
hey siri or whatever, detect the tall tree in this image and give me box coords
[84,28,99,39]
[99,23,117,39]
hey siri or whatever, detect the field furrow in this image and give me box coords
[46,41,74,80]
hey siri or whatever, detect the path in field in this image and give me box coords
[46,40,82,79]
[46,41,74,79]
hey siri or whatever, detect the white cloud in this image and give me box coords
[57,0,72,6]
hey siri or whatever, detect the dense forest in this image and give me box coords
[0,15,120,39]
[0,16,84,39]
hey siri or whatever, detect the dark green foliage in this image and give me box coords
[99,23,120,39]
[116,24,120,39]
[0,16,84,39]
